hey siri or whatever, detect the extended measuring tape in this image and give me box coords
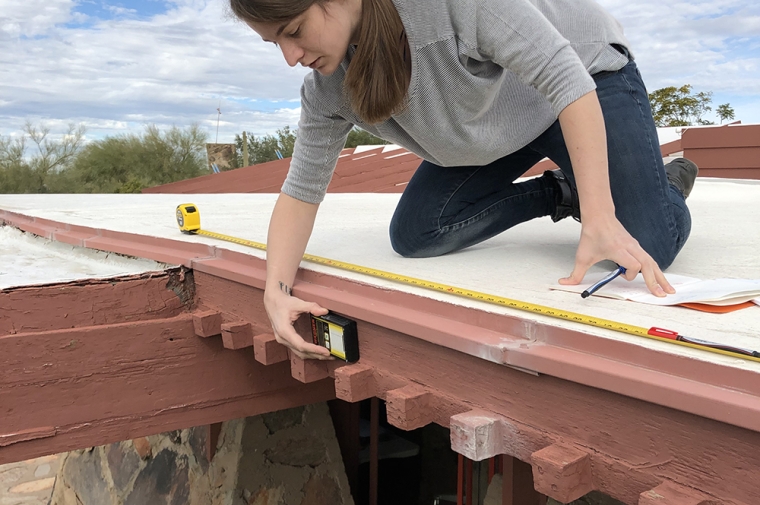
[175,203,760,363]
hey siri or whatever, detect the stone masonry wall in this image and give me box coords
[50,403,354,505]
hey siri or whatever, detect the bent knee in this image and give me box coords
[389,224,451,259]
[389,228,429,258]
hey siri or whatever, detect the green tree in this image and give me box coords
[276,126,297,159]
[648,85,714,127]
[0,134,32,193]
[234,126,298,167]
[344,127,389,148]
[716,103,735,124]
[66,124,208,193]
[0,123,85,194]
[232,126,390,166]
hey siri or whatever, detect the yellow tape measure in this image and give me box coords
[175,203,760,363]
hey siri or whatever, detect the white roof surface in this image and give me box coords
[1,177,758,371]
[0,225,167,290]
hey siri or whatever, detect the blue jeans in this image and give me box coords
[389,60,691,269]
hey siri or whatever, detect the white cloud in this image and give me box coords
[0,0,79,37]
[0,0,758,144]
[0,0,309,141]
[599,0,760,95]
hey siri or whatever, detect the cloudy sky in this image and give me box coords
[1,0,758,144]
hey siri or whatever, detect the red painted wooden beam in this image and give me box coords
[334,364,376,402]
[289,354,331,383]
[4,214,760,504]
[221,321,254,350]
[193,310,222,338]
[189,271,760,504]
[530,444,593,503]
[253,333,289,365]
[0,289,334,465]
[0,270,189,335]
[639,482,715,505]
[385,385,435,431]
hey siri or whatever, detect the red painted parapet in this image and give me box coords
[334,364,376,402]
[253,333,289,365]
[192,310,222,338]
[638,481,715,505]
[221,322,254,350]
[660,139,683,157]
[682,123,760,179]
[530,444,593,503]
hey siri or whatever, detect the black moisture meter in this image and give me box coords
[310,312,360,363]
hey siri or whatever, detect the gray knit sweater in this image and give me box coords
[282,0,631,204]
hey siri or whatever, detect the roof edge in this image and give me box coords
[2,209,759,433]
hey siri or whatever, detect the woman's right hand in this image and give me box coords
[264,289,333,360]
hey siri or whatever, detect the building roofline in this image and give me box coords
[3,208,759,434]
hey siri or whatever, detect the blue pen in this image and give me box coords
[581,265,627,299]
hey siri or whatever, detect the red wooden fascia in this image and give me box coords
[2,209,760,434]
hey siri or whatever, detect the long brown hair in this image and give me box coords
[229,0,410,124]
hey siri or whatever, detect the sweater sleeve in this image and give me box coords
[469,0,597,116]
[281,74,354,204]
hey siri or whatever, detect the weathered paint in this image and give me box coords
[638,481,715,505]
[0,273,335,466]
[221,321,254,350]
[385,384,435,431]
[191,272,760,503]
[0,270,189,335]
[192,310,222,338]
[253,333,289,365]
[3,208,760,503]
[290,354,331,384]
[334,364,376,403]
[530,444,593,503]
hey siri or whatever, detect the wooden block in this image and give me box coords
[253,333,289,365]
[290,354,330,383]
[193,310,222,338]
[531,444,593,503]
[334,364,376,403]
[639,482,714,505]
[385,384,434,431]
[450,410,504,461]
[221,322,254,350]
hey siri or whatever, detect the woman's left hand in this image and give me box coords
[559,215,676,297]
